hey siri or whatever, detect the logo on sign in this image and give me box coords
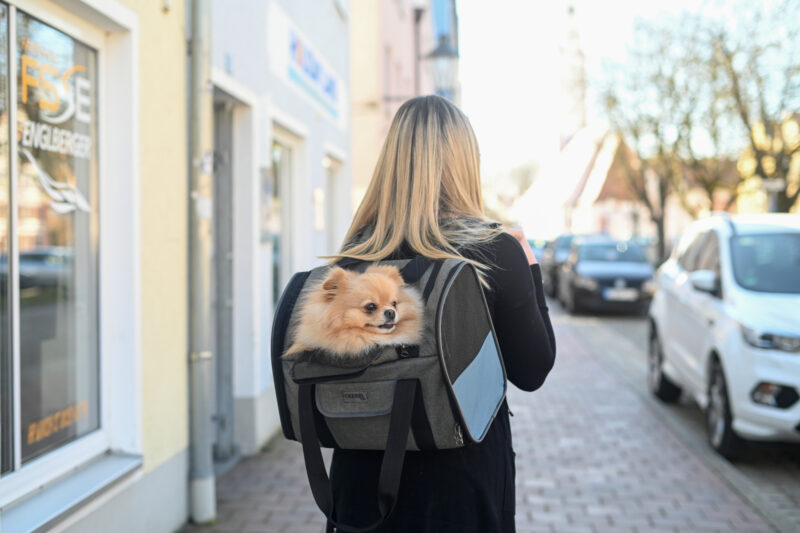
[18,37,93,214]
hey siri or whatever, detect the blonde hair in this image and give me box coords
[333,95,501,269]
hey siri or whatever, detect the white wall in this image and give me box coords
[210,0,351,452]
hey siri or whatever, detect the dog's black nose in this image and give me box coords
[384,309,396,321]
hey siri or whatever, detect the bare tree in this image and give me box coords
[675,27,744,215]
[710,0,800,211]
[601,19,691,262]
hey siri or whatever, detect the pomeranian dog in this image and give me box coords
[285,265,423,362]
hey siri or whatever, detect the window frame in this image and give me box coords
[0,0,141,510]
[270,122,303,303]
[323,150,343,255]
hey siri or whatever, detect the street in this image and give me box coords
[182,301,800,533]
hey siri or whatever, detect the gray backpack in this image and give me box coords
[271,255,507,532]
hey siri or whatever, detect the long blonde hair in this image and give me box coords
[334,95,501,268]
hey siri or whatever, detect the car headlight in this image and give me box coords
[741,325,800,353]
[574,275,599,291]
[641,279,656,295]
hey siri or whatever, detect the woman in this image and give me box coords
[328,95,556,533]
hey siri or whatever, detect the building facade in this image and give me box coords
[208,0,351,462]
[0,1,189,532]
[350,0,434,210]
[349,0,460,211]
[0,0,352,531]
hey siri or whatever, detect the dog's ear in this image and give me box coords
[365,265,404,285]
[322,267,348,301]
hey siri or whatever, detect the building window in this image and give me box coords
[324,155,342,255]
[0,2,11,476]
[0,6,99,474]
[268,141,291,305]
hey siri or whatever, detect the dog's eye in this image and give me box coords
[364,303,377,313]
[391,301,397,308]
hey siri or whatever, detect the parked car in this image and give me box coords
[648,214,800,458]
[541,234,576,297]
[0,247,73,290]
[526,238,548,263]
[557,237,655,314]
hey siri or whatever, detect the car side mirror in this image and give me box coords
[689,270,719,295]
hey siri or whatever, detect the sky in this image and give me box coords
[457,0,702,177]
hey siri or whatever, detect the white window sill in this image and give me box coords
[0,452,142,533]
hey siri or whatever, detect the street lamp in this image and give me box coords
[425,35,459,100]
[381,33,459,103]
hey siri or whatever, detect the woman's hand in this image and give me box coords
[505,227,538,265]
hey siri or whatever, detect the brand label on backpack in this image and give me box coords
[342,391,368,403]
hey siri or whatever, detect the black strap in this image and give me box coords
[421,260,443,302]
[398,255,434,284]
[311,394,339,449]
[336,257,364,269]
[410,384,436,450]
[299,380,417,533]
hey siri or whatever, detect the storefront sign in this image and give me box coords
[27,401,89,445]
[18,32,93,214]
[268,3,347,130]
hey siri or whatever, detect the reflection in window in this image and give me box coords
[16,11,99,464]
[269,141,289,305]
[0,4,10,476]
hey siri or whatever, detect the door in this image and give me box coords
[213,103,236,464]
[682,231,723,392]
[664,230,706,385]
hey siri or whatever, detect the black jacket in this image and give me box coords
[327,232,556,533]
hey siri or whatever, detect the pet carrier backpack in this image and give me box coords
[271,255,507,532]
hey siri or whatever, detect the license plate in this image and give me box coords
[603,288,638,301]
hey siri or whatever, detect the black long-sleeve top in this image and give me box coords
[327,232,556,533]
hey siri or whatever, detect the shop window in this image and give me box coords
[0,3,11,476]
[0,7,99,474]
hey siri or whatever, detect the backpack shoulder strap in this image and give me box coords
[299,379,419,533]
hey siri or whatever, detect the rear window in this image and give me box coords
[730,233,800,294]
[578,242,647,263]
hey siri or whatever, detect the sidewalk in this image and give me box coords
[182,318,773,533]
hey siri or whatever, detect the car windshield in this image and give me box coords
[578,242,647,263]
[730,233,800,294]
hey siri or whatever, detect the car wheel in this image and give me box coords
[647,330,681,403]
[707,359,745,460]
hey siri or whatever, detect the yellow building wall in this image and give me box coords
[118,0,189,473]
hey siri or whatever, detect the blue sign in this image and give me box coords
[288,29,339,119]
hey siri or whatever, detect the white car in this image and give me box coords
[648,214,800,458]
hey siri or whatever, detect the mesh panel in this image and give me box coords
[439,266,492,383]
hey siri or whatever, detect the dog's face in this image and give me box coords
[322,265,407,335]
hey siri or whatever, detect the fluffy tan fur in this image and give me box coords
[285,265,423,360]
